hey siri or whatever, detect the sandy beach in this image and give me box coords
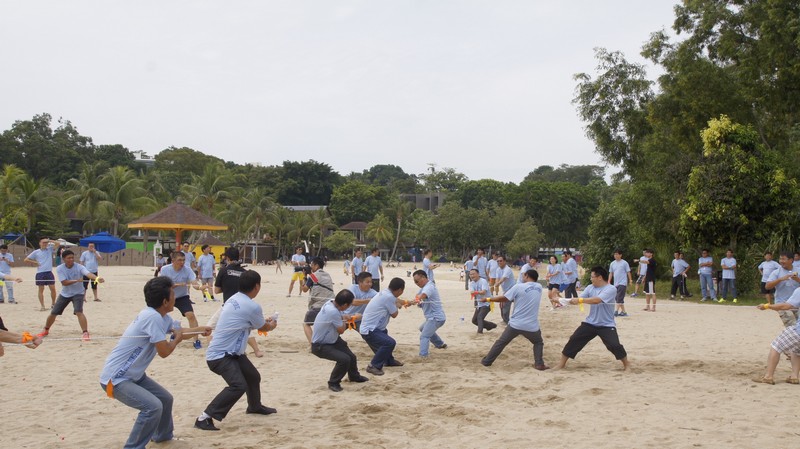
[1,262,797,448]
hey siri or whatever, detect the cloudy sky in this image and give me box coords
[0,1,677,182]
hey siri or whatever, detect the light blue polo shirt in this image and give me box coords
[79,251,100,272]
[158,264,196,298]
[505,281,542,332]
[495,266,515,292]
[423,257,435,281]
[206,292,266,361]
[28,247,55,273]
[517,263,532,284]
[351,256,364,276]
[474,256,488,279]
[721,257,737,279]
[582,284,617,327]
[359,289,398,334]
[788,288,800,334]
[311,300,343,345]
[768,268,800,304]
[0,252,14,274]
[365,255,382,278]
[345,283,377,316]
[197,254,216,278]
[56,263,91,297]
[564,258,578,283]
[698,256,713,275]
[99,307,174,386]
[758,260,780,283]
[487,259,499,278]
[418,282,446,321]
[671,259,689,277]
[609,260,631,286]
[548,263,565,285]
[470,278,490,308]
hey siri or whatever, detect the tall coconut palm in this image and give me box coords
[266,206,292,258]
[179,163,238,217]
[5,173,54,235]
[243,189,275,242]
[286,211,311,250]
[366,213,393,247]
[63,162,108,233]
[307,207,337,256]
[0,164,26,207]
[98,166,158,236]
[385,200,413,262]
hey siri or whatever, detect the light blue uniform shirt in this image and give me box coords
[768,268,800,303]
[721,257,737,279]
[609,260,631,286]
[671,259,689,277]
[470,278,490,308]
[697,256,713,275]
[365,255,382,278]
[505,281,542,332]
[548,263,565,285]
[517,263,532,284]
[158,264,196,298]
[56,263,91,297]
[0,252,14,274]
[182,250,196,267]
[487,259,499,278]
[351,256,363,277]
[758,260,780,282]
[423,257,434,281]
[564,258,578,283]
[28,247,54,273]
[311,300,343,345]
[99,307,174,386]
[474,256,488,279]
[197,254,215,278]
[418,282,446,321]
[359,289,398,334]
[80,251,100,272]
[582,284,617,327]
[345,284,377,316]
[206,292,266,361]
[788,288,800,334]
[495,266,515,292]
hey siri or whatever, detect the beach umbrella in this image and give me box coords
[57,238,78,247]
[79,232,126,253]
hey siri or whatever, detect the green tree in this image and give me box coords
[324,230,357,255]
[447,179,515,209]
[505,221,544,259]
[98,166,158,236]
[307,207,337,256]
[365,213,393,246]
[63,162,108,233]
[385,200,413,262]
[680,116,799,250]
[418,167,467,192]
[4,172,55,235]
[276,160,342,205]
[179,163,240,217]
[329,180,390,225]
[524,164,606,186]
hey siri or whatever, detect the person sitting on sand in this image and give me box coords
[556,266,631,371]
[311,289,370,392]
[753,286,800,385]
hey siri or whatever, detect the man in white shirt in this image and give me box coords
[288,246,307,297]
[80,243,103,302]
[364,248,384,292]
[0,244,16,304]
[719,249,738,303]
[24,237,61,310]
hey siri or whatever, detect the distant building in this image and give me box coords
[131,150,155,167]
[340,221,367,245]
[400,192,446,212]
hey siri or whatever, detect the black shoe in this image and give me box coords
[480,359,491,367]
[385,359,404,367]
[437,344,447,349]
[366,365,384,376]
[194,418,219,431]
[328,383,343,392]
[246,405,277,415]
[349,375,369,383]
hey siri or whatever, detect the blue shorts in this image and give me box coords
[35,271,55,286]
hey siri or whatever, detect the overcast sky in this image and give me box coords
[0,1,677,183]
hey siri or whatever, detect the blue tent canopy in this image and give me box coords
[79,232,126,253]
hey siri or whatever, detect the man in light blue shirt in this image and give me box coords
[463,254,475,290]
[494,256,516,323]
[480,269,547,369]
[0,244,16,303]
[413,270,447,357]
[311,290,370,392]
[473,248,488,280]
[359,278,408,375]
[345,272,377,331]
[364,248,384,291]
[181,242,197,273]
[350,249,364,284]
[562,251,579,298]
[195,270,278,431]
[24,237,60,310]
[100,276,211,449]
[80,243,103,302]
[469,269,496,333]
[669,251,691,300]
[487,252,500,294]
[697,249,716,301]
[765,251,800,327]
[754,286,800,385]
[197,245,217,302]
[608,249,632,317]
[719,249,738,303]
[38,250,103,342]
[557,266,630,371]
[422,249,439,283]
[159,252,205,348]
[758,251,781,304]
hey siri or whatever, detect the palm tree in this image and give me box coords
[98,166,157,236]
[243,188,276,242]
[307,207,337,256]
[63,162,108,233]
[266,206,292,258]
[385,200,413,262]
[286,212,311,250]
[5,173,54,235]
[366,213,393,247]
[179,163,238,217]
[0,164,26,207]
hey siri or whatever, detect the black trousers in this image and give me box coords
[670,276,690,296]
[204,354,262,421]
[471,307,497,333]
[311,337,359,384]
[562,322,627,360]
[481,325,544,366]
[564,281,578,298]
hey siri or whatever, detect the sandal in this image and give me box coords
[753,376,775,385]
[786,377,799,385]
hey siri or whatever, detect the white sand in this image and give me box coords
[1,262,796,448]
